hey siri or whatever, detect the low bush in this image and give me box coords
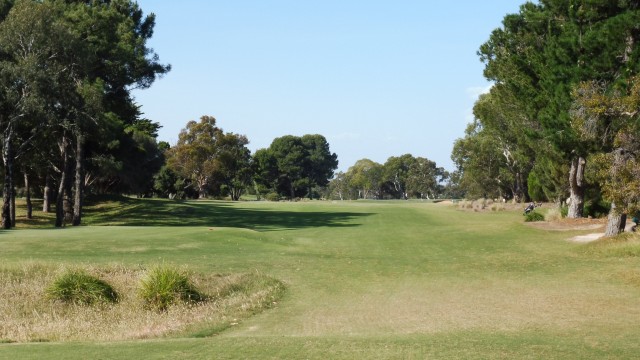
[524,211,545,222]
[139,266,205,310]
[46,270,117,305]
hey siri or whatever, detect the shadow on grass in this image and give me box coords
[82,197,372,231]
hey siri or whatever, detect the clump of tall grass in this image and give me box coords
[138,266,205,310]
[46,270,117,305]
[490,203,506,211]
[544,207,564,221]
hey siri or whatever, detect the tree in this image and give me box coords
[166,116,223,199]
[166,116,252,200]
[300,134,338,199]
[383,154,415,200]
[214,132,252,201]
[452,122,508,200]
[347,159,384,199]
[571,77,640,235]
[406,157,446,199]
[253,134,338,200]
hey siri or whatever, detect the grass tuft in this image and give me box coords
[544,208,563,221]
[139,266,205,310]
[46,270,117,305]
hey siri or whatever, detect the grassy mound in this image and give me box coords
[139,266,205,310]
[46,270,118,305]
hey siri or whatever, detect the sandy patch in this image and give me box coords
[569,233,604,243]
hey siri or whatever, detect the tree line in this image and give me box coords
[155,115,339,202]
[452,0,640,235]
[327,155,451,201]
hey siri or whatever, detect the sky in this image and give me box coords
[132,0,525,172]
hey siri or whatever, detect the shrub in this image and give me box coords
[525,211,545,222]
[139,266,205,310]
[46,270,118,305]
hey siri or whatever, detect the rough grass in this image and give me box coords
[0,263,284,342]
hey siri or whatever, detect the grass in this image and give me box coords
[138,266,204,310]
[46,269,118,305]
[1,198,640,358]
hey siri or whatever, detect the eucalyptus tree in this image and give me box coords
[213,132,252,201]
[347,159,384,199]
[452,121,508,200]
[166,116,224,199]
[383,154,416,200]
[406,157,446,200]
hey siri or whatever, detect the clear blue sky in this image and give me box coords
[133,0,525,172]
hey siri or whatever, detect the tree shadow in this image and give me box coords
[83,197,372,231]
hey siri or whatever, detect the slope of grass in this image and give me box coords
[2,198,640,358]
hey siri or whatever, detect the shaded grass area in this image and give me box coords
[12,196,373,231]
[2,200,640,358]
[82,196,373,231]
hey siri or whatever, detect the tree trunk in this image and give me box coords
[2,135,14,229]
[24,172,32,219]
[605,202,627,237]
[42,175,51,213]
[567,156,586,218]
[56,135,71,227]
[63,148,74,224]
[10,185,15,227]
[73,133,84,226]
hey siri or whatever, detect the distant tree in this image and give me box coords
[406,157,446,199]
[300,134,338,199]
[214,132,252,201]
[383,155,416,200]
[347,159,384,199]
[254,134,338,200]
[167,116,219,199]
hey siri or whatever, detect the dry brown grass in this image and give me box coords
[0,263,284,343]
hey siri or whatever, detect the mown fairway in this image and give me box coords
[2,199,640,359]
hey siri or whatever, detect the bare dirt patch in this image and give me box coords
[524,217,608,243]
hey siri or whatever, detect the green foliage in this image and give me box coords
[139,266,205,310]
[46,270,117,305]
[253,134,338,200]
[524,211,545,222]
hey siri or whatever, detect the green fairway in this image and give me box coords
[2,200,640,359]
